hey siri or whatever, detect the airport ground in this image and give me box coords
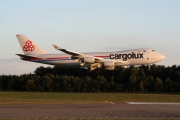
[0,92,180,104]
[0,92,180,120]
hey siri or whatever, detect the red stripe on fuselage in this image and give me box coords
[27,56,70,61]
[26,55,110,61]
[95,56,109,58]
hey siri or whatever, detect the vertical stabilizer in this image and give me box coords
[16,34,48,55]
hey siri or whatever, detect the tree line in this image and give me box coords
[0,65,180,93]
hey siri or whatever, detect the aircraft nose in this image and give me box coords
[159,54,165,60]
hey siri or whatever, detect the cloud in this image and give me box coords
[0,58,51,75]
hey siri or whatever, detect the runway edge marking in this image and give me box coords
[126,102,180,105]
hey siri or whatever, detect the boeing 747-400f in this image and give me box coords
[16,34,165,70]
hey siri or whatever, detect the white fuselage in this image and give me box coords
[16,34,165,70]
[21,48,165,67]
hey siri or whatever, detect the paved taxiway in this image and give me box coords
[0,102,180,118]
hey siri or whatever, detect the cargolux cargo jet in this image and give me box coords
[16,34,165,70]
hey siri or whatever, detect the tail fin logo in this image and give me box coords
[23,40,35,52]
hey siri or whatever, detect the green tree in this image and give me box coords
[139,80,144,92]
[42,75,53,91]
[164,77,173,92]
[146,76,155,92]
[155,77,163,92]
[24,79,36,91]
[129,75,137,92]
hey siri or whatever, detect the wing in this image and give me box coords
[53,45,83,57]
[53,45,104,62]
[53,45,128,70]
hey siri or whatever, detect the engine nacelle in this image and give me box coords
[104,61,115,70]
[83,57,95,63]
[104,61,115,67]
[105,66,115,70]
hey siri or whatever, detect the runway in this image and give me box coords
[0,102,180,118]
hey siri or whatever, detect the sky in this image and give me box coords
[0,0,180,75]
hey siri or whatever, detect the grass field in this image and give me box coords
[0,92,179,104]
[0,118,180,120]
[1,118,180,120]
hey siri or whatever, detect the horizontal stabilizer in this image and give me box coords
[16,54,38,59]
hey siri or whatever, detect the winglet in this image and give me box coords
[53,45,61,50]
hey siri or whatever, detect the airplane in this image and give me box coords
[16,34,165,70]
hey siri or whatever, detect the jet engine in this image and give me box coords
[104,61,115,70]
[82,57,95,63]
[105,66,115,70]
